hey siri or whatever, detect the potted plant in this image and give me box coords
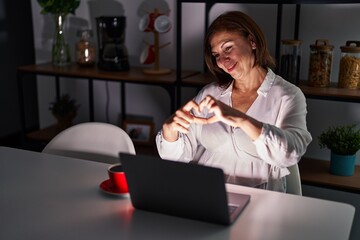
[318,124,360,176]
[37,0,81,65]
[37,0,80,15]
[49,94,80,130]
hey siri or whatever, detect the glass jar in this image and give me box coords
[279,40,303,85]
[308,39,334,87]
[76,29,96,67]
[338,41,360,89]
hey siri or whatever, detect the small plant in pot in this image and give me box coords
[318,124,360,176]
[49,94,80,131]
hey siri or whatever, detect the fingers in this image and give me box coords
[199,95,217,112]
[164,100,200,134]
[165,97,222,136]
[170,122,191,134]
[163,115,190,137]
[183,97,219,125]
[173,110,193,128]
[182,100,201,114]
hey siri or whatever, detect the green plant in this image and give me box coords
[318,124,360,155]
[37,0,81,15]
[49,94,80,117]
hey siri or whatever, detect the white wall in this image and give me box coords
[30,1,360,164]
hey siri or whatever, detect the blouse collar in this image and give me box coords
[220,68,276,97]
[257,68,276,97]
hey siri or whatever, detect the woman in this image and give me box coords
[156,11,312,192]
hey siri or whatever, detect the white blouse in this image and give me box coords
[156,69,312,192]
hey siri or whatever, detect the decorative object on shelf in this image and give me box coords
[37,0,80,66]
[123,116,155,146]
[51,13,71,66]
[139,8,171,75]
[318,124,360,176]
[49,94,80,131]
[75,29,96,67]
[140,43,155,64]
[279,39,302,85]
[338,40,360,89]
[96,16,130,71]
[308,39,334,88]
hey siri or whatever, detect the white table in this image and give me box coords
[0,147,355,240]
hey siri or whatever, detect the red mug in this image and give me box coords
[108,163,128,193]
[140,44,155,64]
[139,13,156,32]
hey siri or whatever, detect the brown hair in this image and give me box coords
[204,11,276,88]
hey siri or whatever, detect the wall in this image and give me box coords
[30,1,360,164]
[0,0,37,139]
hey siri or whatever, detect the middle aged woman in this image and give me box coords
[156,11,312,192]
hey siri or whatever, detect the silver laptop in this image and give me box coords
[120,153,250,225]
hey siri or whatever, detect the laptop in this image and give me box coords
[120,153,250,225]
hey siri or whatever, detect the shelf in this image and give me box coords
[181,72,360,103]
[299,82,360,103]
[17,63,201,139]
[181,72,214,87]
[26,124,66,142]
[299,157,360,193]
[18,63,199,86]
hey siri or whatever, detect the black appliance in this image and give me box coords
[96,16,129,71]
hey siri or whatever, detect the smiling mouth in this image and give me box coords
[226,63,237,72]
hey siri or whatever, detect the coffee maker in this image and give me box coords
[96,16,130,71]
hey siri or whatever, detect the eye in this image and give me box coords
[212,53,220,60]
[224,46,232,53]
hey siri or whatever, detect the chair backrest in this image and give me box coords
[42,122,136,164]
[286,164,302,195]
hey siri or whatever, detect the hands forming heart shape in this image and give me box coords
[165,95,243,134]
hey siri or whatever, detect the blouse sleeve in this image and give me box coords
[253,88,312,168]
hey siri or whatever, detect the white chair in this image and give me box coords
[42,122,136,164]
[286,164,302,195]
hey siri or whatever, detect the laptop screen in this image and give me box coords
[120,153,250,225]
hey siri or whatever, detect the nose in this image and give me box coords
[216,53,229,65]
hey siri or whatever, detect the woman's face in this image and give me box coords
[210,31,255,80]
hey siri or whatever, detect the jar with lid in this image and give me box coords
[338,41,360,89]
[75,29,96,67]
[308,39,334,87]
[279,40,303,85]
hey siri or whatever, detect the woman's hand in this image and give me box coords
[162,99,208,141]
[162,95,262,141]
[198,95,245,127]
[199,95,263,140]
